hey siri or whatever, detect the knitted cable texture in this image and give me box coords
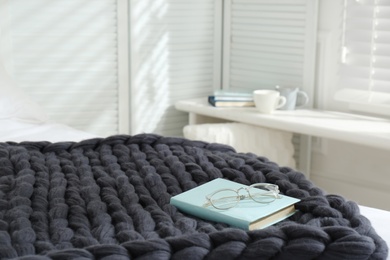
[0,134,387,260]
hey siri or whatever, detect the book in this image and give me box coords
[170,178,300,230]
[208,96,255,107]
[211,95,254,101]
[213,89,254,98]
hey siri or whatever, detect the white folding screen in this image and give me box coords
[1,0,318,140]
[222,0,318,100]
[335,0,390,115]
[220,0,318,172]
[2,0,128,137]
[129,0,220,136]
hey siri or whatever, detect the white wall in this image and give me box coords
[311,140,390,211]
[311,0,390,211]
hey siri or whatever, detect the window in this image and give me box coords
[335,0,390,116]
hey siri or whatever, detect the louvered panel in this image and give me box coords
[232,17,305,28]
[232,32,305,45]
[231,58,303,75]
[230,69,302,90]
[231,56,303,72]
[130,0,219,137]
[223,0,318,173]
[7,0,120,136]
[148,109,189,129]
[224,0,316,93]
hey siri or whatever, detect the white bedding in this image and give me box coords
[359,205,390,253]
[0,118,98,143]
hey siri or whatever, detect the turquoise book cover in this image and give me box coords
[213,89,253,97]
[170,178,300,230]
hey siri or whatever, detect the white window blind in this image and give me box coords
[222,0,318,99]
[335,0,390,115]
[129,0,220,136]
[3,0,126,136]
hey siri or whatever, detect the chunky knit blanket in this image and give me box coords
[0,134,387,260]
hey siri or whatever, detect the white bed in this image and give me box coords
[1,120,388,249]
[0,118,98,143]
[1,65,389,257]
[1,120,389,252]
[0,59,97,143]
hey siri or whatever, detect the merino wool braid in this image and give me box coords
[0,134,387,260]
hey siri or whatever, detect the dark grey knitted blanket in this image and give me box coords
[0,134,387,260]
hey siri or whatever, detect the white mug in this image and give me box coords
[276,86,309,110]
[253,90,286,114]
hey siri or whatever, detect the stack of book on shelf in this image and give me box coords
[170,178,300,230]
[208,90,255,107]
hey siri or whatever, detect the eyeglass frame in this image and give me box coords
[202,183,281,210]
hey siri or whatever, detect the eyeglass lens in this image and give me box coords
[248,186,277,203]
[210,190,240,209]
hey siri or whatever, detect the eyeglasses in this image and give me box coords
[203,183,281,210]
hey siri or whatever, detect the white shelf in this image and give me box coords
[175,98,390,151]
